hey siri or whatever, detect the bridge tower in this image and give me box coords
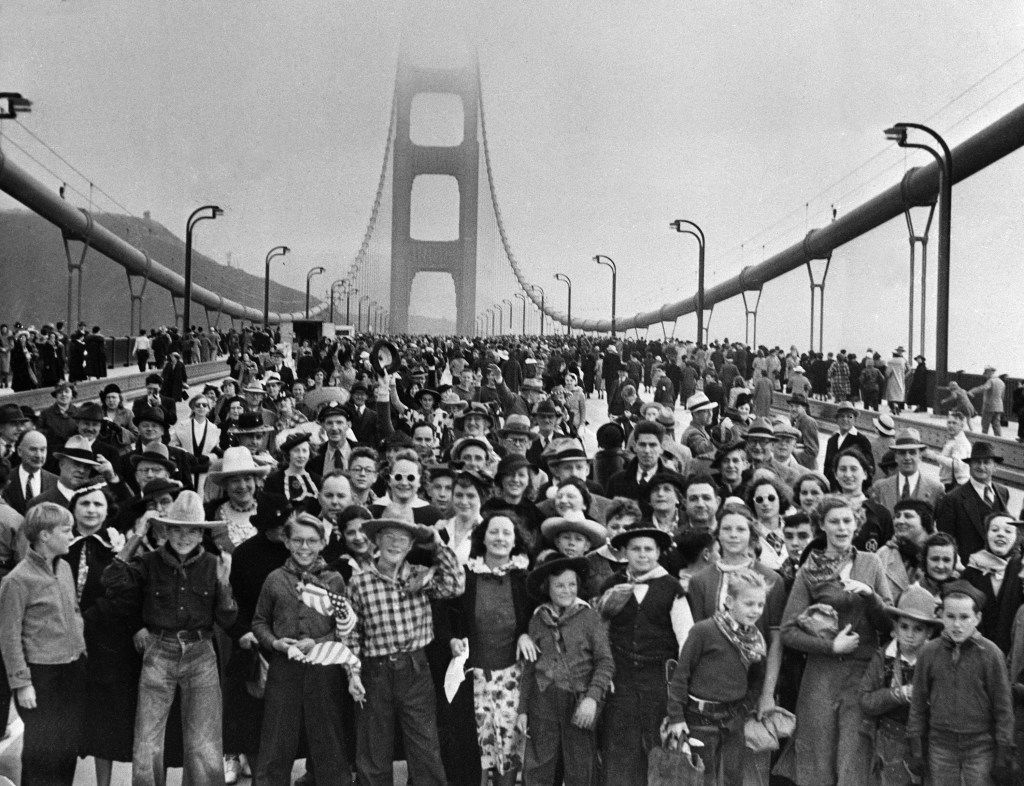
[390,60,480,335]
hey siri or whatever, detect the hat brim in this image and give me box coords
[611,527,673,551]
[526,556,590,600]
[968,453,1004,464]
[152,516,226,530]
[885,607,942,627]
[499,428,538,440]
[892,442,927,451]
[53,450,101,467]
[371,340,402,376]
[129,453,178,472]
[688,402,718,413]
[541,517,607,549]
[362,518,434,544]
[229,425,275,434]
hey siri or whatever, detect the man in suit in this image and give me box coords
[70,402,123,467]
[526,398,563,473]
[2,430,57,514]
[606,420,672,505]
[27,435,120,511]
[347,383,378,444]
[935,441,1010,561]
[788,394,820,470]
[969,365,1007,436]
[0,404,30,463]
[123,407,206,492]
[868,428,945,514]
[309,403,356,477]
[536,440,613,523]
[822,401,874,488]
[132,374,178,431]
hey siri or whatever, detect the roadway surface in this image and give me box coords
[0,390,1018,783]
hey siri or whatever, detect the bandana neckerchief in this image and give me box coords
[283,556,330,587]
[713,609,766,668]
[536,599,590,653]
[802,547,853,588]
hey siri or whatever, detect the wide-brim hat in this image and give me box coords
[229,412,274,434]
[872,413,896,437]
[499,415,537,439]
[885,584,942,627]
[646,470,687,498]
[611,525,673,551]
[207,446,272,483]
[362,517,434,544]
[792,365,805,373]
[892,428,926,451]
[414,388,441,405]
[440,391,469,412]
[526,552,589,600]
[686,392,718,413]
[133,406,167,428]
[0,403,29,425]
[835,401,857,416]
[129,444,178,472]
[74,402,104,422]
[546,444,592,465]
[967,442,1003,464]
[151,490,226,530]
[541,515,607,550]
[371,340,401,376]
[53,435,101,467]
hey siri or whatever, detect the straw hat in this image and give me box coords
[53,435,101,467]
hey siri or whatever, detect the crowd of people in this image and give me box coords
[0,327,1021,785]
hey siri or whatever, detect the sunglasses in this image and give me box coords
[754,495,778,504]
[391,473,418,483]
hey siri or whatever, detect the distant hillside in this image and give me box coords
[408,313,456,335]
[0,210,316,334]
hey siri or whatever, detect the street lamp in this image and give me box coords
[503,299,514,335]
[263,246,290,328]
[329,279,347,323]
[183,205,223,332]
[669,219,706,344]
[346,284,357,326]
[0,92,32,119]
[884,122,953,389]
[554,273,572,336]
[593,254,617,337]
[514,292,527,334]
[529,284,546,337]
[358,295,370,332]
[305,266,325,318]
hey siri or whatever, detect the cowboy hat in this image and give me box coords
[129,442,178,473]
[53,435,101,467]
[151,490,226,530]
[885,583,942,627]
[526,551,589,600]
[541,515,607,550]
[610,524,673,552]
[362,517,435,544]
[207,446,272,484]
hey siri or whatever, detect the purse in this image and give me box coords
[648,728,706,786]
[245,651,269,699]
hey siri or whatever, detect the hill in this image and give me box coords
[0,210,315,335]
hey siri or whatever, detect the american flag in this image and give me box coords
[301,640,361,670]
[297,582,357,637]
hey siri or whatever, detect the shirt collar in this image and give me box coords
[969,478,992,499]
[57,481,76,500]
[899,471,920,493]
[884,638,919,664]
[19,465,38,481]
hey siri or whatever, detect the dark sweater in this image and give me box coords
[906,633,1014,747]
[666,618,764,723]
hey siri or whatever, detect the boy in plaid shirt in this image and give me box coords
[345,517,464,786]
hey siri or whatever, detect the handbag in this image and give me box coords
[648,728,706,786]
[245,651,269,699]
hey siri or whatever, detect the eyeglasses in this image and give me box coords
[754,495,778,504]
[288,537,322,547]
[391,473,418,483]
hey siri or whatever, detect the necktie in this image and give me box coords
[984,486,994,506]
[24,474,33,502]
[900,479,911,500]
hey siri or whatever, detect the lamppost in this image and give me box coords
[346,285,357,326]
[358,295,370,333]
[503,299,514,335]
[884,122,953,389]
[514,292,527,334]
[304,267,325,318]
[554,273,572,336]
[487,306,495,336]
[183,205,223,332]
[669,219,706,344]
[329,279,347,323]
[263,245,290,328]
[529,284,546,337]
[593,254,617,337]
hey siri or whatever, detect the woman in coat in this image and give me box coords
[449,510,536,786]
[906,355,929,412]
[830,447,893,554]
[961,511,1023,654]
[99,383,138,453]
[778,495,893,785]
[38,334,64,387]
[10,331,38,391]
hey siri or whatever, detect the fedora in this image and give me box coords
[966,442,1003,464]
[129,442,178,473]
[872,413,896,437]
[892,428,926,451]
[53,435,101,467]
[133,406,167,428]
[229,412,274,434]
[499,414,536,439]
[526,552,589,600]
[151,490,225,530]
[207,446,272,484]
[545,440,591,465]
[362,517,434,544]
[533,399,560,418]
[541,515,607,550]
[686,392,718,413]
[885,584,942,627]
[73,402,104,422]
[746,418,778,441]
[0,404,29,425]
[835,401,857,417]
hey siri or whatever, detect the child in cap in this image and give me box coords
[906,581,1017,784]
[102,490,237,785]
[517,553,614,786]
[859,584,942,786]
[664,568,769,785]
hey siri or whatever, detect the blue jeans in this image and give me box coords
[133,635,223,786]
[928,729,995,786]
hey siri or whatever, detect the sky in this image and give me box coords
[2,2,1024,373]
